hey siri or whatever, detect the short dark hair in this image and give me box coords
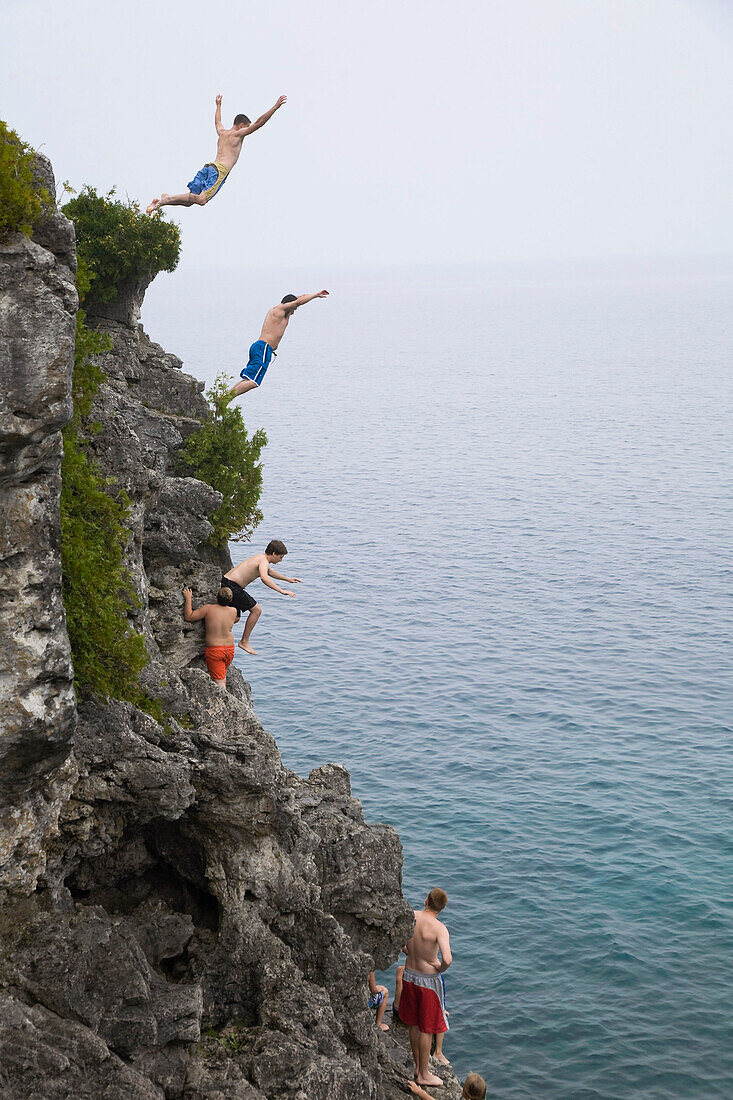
[217,587,233,606]
[426,888,448,913]
[233,113,251,127]
[265,539,287,556]
[281,294,297,304]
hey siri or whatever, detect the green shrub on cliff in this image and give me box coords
[70,266,105,418]
[60,292,159,716]
[177,376,267,547]
[62,186,180,302]
[61,435,150,703]
[0,121,49,238]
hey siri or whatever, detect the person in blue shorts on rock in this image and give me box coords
[368,971,390,1032]
[229,290,329,399]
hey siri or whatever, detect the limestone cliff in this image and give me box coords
[0,153,78,897]
[0,157,466,1100]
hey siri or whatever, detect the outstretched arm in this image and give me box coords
[183,587,209,622]
[241,95,287,135]
[268,567,301,584]
[282,289,329,315]
[214,94,224,135]
[258,560,296,597]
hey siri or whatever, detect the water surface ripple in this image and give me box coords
[144,260,733,1098]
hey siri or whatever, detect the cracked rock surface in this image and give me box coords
[0,157,423,1098]
[0,153,78,896]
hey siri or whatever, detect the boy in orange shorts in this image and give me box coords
[182,585,240,689]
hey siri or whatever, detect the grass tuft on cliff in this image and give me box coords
[60,268,162,720]
[62,186,180,302]
[176,376,267,547]
[0,120,50,238]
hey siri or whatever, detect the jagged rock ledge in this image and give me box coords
[0,155,470,1099]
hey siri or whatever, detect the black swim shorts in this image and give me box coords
[221,577,257,613]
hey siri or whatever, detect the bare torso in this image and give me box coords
[214,127,247,171]
[259,305,292,350]
[404,910,446,975]
[202,604,239,646]
[225,554,268,588]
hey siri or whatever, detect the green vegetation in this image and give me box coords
[70,261,105,409]
[59,226,165,717]
[200,1018,255,1053]
[62,186,180,303]
[177,376,267,547]
[58,191,262,715]
[201,1023,243,1052]
[0,120,50,238]
[59,190,178,714]
[60,301,161,714]
[0,129,165,711]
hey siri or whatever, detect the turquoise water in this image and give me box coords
[144,260,733,1098]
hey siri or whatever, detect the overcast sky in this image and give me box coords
[2,0,731,268]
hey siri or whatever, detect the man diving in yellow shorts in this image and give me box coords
[146,92,286,213]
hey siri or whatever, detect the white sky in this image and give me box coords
[2,0,731,267]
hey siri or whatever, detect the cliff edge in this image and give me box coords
[0,156,468,1100]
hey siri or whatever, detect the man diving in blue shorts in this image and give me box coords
[146,92,286,214]
[229,290,330,399]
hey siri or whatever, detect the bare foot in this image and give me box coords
[433,1053,450,1065]
[146,197,160,214]
[416,1073,443,1087]
[238,640,257,655]
[378,1022,389,1032]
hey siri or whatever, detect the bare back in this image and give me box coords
[214,127,247,171]
[259,305,292,350]
[405,910,450,975]
[202,603,239,646]
[225,554,268,588]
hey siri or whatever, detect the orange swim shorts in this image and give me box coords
[204,645,235,682]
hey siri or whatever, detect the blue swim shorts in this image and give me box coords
[240,340,276,387]
[187,162,229,200]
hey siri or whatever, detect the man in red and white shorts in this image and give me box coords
[399,888,452,1088]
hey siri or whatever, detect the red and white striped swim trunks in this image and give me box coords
[398,968,449,1034]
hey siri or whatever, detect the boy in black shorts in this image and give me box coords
[222,539,300,655]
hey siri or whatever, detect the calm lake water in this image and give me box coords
[143,258,733,1098]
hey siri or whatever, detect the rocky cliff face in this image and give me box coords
[0,154,78,897]
[0,159,467,1100]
